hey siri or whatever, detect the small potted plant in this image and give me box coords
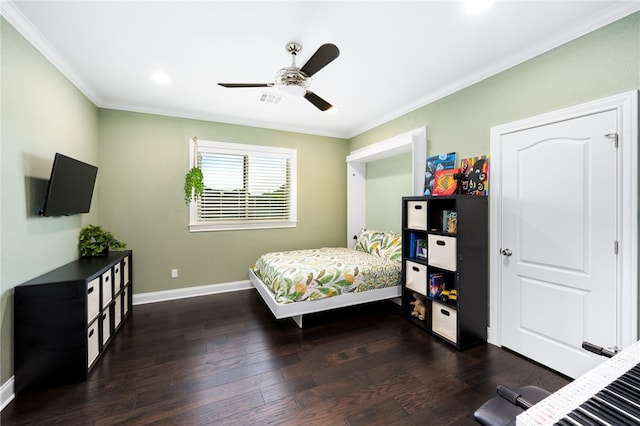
[184,166,204,205]
[78,225,127,257]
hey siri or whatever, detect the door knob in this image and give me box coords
[501,248,512,257]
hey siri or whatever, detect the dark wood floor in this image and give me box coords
[2,289,570,425]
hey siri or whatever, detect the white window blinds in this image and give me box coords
[189,139,297,231]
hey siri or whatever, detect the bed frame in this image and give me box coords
[249,268,401,328]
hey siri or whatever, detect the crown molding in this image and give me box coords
[2,0,638,140]
[1,0,103,105]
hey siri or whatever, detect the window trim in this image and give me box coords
[188,138,297,232]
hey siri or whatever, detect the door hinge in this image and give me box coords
[614,240,619,255]
[605,133,619,148]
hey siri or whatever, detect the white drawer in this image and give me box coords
[87,321,100,368]
[101,309,111,345]
[123,286,130,316]
[102,269,112,308]
[405,260,427,296]
[123,256,130,285]
[113,262,121,293]
[407,201,427,230]
[428,234,457,271]
[432,301,457,344]
[87,278,100,323]
[114,294,122,329]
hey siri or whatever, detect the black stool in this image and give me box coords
[474,385,551,426]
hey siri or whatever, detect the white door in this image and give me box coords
[500,109,618,378]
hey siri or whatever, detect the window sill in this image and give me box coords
[188,220,297,232]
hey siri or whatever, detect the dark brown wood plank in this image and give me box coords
[1,289,570,425]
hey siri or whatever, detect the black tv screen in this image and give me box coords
[41,153,98,217]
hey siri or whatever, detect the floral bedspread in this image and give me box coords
[253,247,401,304]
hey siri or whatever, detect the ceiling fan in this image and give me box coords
[218,42,340,111]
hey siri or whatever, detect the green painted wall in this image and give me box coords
[365,153,412,233]
[97,110,348,294]
[1,18,100,383]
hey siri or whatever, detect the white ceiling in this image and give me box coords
[3,1,638,138]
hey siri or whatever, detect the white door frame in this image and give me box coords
[489,90,638,350]
[346,127,427,248]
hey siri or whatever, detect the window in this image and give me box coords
[188,138,297,231]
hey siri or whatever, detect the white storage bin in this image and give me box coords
[87,321,100,367]
[86,278,100,323]
[123,286,130,316]
[102,270,112,308]
[428,234,457,271]
[114,294,122,329]
[407,201,427,230]
[101,310,111,345]
[114,262,121,293]
[405,260,427,295]
[432,301,457,344]
[123,256,130,285]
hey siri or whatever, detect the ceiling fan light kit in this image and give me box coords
[278,83,307,97]
[218,41,339,111]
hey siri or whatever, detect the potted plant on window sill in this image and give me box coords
[184,166,204,205]
[78,225,127,257]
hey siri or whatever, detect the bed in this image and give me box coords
[249,229,402,327]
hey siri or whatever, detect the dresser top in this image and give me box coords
[19,250,132,287]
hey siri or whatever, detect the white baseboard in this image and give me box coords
[132,280,253,305]
[1,376,15,411]
[487,326,498,346]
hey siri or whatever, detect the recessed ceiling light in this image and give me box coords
[151,71,171,85]
[463,0,494,14]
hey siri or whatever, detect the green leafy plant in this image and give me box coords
[78,225,127,257]
[184,166,204,205]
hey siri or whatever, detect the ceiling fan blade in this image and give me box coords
[304,91,333,111]
[218,83,274,88]
[300,43,339,77]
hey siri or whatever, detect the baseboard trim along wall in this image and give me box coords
[132,280,253,305]
[1,377,15,411]
[1,280,254,412]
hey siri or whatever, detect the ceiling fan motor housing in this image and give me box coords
[275,67,311,96]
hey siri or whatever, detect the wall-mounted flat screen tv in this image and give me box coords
[41,153,98,217]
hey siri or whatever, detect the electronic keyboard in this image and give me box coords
[516,340,640,425]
